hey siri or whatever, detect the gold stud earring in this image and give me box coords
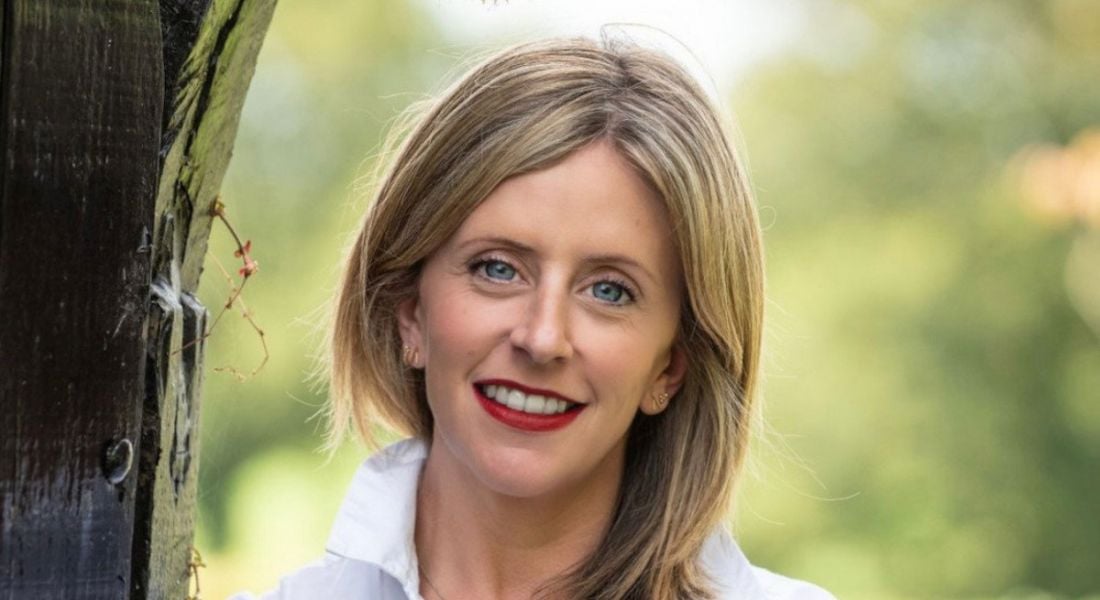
[654,391,670,409]
[402,345,418,367]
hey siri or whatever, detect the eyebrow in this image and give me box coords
[457,236,659,284]
[582,252,658,285]
[457,236,536,255]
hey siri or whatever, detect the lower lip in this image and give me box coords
[475,386,583,432]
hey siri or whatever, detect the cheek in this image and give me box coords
[579,325,666,400]
[422,289,509,364]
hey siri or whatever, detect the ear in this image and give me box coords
[641,342,688,415]
[396,295,425,367]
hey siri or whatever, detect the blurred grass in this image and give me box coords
[195,1,1100,598]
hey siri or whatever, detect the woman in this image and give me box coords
[239,37,833,599]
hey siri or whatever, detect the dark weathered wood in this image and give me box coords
[0,1,163,598]
[0,0,276,597]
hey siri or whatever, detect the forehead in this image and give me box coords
[452,142,681,282]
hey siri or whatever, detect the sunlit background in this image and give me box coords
[195,1,1100,598]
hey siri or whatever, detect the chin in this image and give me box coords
[430,409,626,502]
[468,443,574,499]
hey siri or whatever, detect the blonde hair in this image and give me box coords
[329,36,764,599]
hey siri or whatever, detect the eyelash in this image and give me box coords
[467,256,639,306]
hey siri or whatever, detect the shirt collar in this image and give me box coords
[325,437,428,596]
[324,437,765,597]
[701,525,769,597]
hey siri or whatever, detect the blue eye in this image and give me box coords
[591,281,631,305]
[478,259,516,281]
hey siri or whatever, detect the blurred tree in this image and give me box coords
[733,1,1100,597]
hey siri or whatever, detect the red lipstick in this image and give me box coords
[474,381,584,432]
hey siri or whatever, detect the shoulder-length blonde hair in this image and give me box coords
[329,36,764,600]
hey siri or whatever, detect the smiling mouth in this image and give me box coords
[476,383,579,415]
[473,381,585,432]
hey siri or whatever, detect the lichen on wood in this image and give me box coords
[132,0,278,597]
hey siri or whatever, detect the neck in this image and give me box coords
[414,435,624,600]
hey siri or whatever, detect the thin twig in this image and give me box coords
[170,196,268,381]
[186,546,206,600]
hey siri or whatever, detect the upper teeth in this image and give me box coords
[483,384,571,415]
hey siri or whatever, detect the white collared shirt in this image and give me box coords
[232,439,834,599]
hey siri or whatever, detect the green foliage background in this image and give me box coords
[195,1,1100,598]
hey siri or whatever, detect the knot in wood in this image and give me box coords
[102,438,134,485]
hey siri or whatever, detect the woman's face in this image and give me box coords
[398,140,687,501]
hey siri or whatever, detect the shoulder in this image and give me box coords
[700,528,836,600]
[227,553,411,600]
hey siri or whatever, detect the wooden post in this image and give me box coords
[0,1,276,598]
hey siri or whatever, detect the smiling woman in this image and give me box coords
[233,36,834,600]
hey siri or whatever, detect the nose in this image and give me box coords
[509,286,574,365]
